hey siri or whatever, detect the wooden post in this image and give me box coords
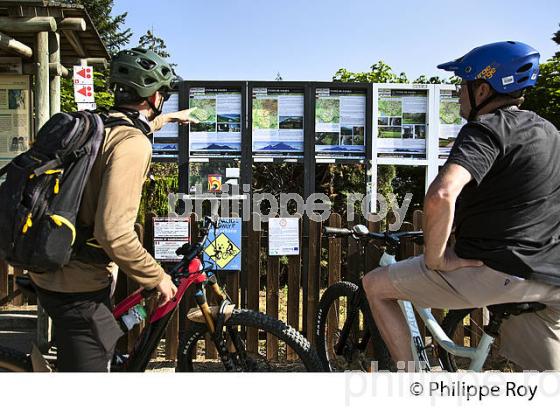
[0,260,8,304]
[266,253,280,361]
[34,35,51,350]
[470,309,484,347]
[327,213,342,286]
[165,310,179,361]
[35,31,50,130]
[49,31,61,116]
[326,213,342,354]
[286,216,302,360]
[306,219,321,345]
[246,213,261,353]
[11,268,24,306]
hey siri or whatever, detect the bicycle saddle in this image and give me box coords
[484,302,546,337]
[488,302,546,317]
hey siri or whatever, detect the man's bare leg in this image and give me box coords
[362,266,414,366]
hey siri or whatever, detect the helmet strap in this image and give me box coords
[467,81,498,121]
[146,95,164,118]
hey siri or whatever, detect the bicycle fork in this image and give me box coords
[194,274,247,370]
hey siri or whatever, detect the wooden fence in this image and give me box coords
[1,210,491,365]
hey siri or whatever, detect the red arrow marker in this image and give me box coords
[76,68,92,79]
[77,86,93,96]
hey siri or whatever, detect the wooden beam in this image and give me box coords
[0,16,57,32]
[0,31,32,58]
[62,57,108,67]
[49,62,69,77]
[62,29,85,57]
[58,18,86,32]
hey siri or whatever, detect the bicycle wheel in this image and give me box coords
[0,347,32,372]
[176,309,322,372]
[314,281,391,372]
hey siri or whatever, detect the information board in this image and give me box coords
[153,217,190,262]
[153,92,179,160]
[268,218,299,256]
[376,88,428,157]
[315,88,366,156]
[189,87,242,155]
[438,89,465,158]
[252,87,304,154]
[0,75,31,165]
[202,218,242,270]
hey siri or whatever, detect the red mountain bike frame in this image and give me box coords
[111,257,206,372]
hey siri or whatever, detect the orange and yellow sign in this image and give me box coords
[208,174,222,192]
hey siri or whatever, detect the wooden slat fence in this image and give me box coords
[1,210,490,365]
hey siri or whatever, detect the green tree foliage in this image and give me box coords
[138,29,173,61]
[61,0,132,111]
[333,61,409,83]
[65,0,132,56]
[523,24,560,128]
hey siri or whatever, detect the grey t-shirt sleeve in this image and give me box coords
[445,124,501,185]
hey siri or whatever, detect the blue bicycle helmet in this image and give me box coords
[438,41,540,93]
[438,41,540,120]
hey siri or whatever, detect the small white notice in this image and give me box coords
[153,218,190,261]
[268,218,299,256]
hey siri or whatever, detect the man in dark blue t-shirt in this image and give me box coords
[363,41,560,371]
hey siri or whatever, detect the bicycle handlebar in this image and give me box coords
[323,225,424,247]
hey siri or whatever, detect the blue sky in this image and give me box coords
[114,0,560,82]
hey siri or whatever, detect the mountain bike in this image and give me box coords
[315,224,545,372]
[0,216,322,372]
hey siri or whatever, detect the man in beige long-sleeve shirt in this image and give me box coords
[31,48,191,371]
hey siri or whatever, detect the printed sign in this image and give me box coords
[439,89,466,158]
[189,87,242,155]
[377,88,428,157]
[0,75,31,164]
[73,65,95,103]
[153,92,179,160]
[252,87,304,155]
[269,218,300,256]
[73,66,94,84]
[315,88,366,156]
[203,218,242,270]
[153,218,190,262]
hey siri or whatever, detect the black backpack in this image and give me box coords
[0,110,137,273]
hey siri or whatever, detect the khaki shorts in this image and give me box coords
[387,255,560,371]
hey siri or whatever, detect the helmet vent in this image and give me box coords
[138,58,156,70]
[507,41,516,44]
[516,63,533,73]
[144,77,156,85]
[517,76,529,84]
